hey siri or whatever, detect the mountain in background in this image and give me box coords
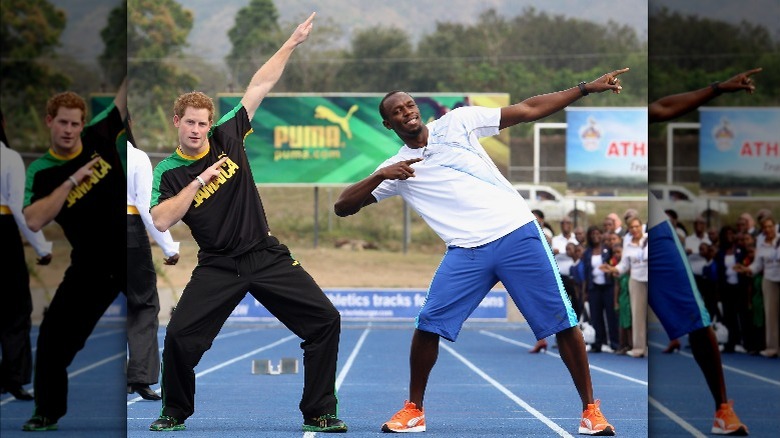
[183,0,648,62]
[55,0,648,67]
[52,0,114,64]
[52,0,779,67]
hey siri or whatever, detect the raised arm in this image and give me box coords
[648,68,761,123]
[499,68,628,129]
[334,158,422,217]
[240,12,315,120]
[114,76,128,121]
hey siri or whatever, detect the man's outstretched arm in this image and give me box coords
[240,12,315,120]
[499,68,629,129]
[648,67,761,123]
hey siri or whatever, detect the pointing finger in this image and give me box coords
[213,156,229,168]
[611,67,630,77]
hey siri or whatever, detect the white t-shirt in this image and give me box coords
[0,142,52,257]
[552,233,578,276]
[685,233,711,254]
[748,234,780,282]
[372,107,535,248]
[616,235,648,282]
[127,143,180,257]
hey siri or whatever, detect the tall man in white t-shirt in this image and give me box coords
[335,68,629,436]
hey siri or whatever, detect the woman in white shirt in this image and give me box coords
[603,216,648,357]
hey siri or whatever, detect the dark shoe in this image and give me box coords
[150,415,185,431]
[7,386,34,401]
[662,339,681,354]
[129,384,161,401]
[22,415,58,431]
[303,414,348,433]
[529,339,548,353]
[590,344,602,353]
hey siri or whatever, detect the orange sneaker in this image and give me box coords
[579,400,615,435]
[381,400,426,433]
[712,400,749,435]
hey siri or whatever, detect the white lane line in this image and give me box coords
[304,325,372,438]
[336,328,370,391]
[649,396,707,438]
[127,334,297,405]
[648,341,780,386]
[481,330,648,386]
[1,351,125,406]
[440,341,574,437]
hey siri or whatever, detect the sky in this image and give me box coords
[650,0,779,35]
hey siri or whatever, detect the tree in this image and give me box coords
[128,0,196,149]
[0,0,69,148]
[341,27,414,92]
[100,0,127,88]
[225,0,282,88]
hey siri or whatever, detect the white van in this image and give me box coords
[648,183,729,221]
[513,184,596,223]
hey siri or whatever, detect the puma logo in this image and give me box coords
[314,105,358,139]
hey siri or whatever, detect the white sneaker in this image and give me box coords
[602,345,614,353]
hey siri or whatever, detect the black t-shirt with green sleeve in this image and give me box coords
[24,104,125,265]
[151,104,271,262]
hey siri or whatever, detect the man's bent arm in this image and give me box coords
[150,180,201,232]
[334,174,383,217]
[24,180,74,232]
[240,12,315,120]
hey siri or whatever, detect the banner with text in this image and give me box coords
[217,93,510,184]
[226,288,508,322]
[699,107,780,192]
[565,107,647,192]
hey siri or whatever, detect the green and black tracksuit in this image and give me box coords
[151,103,341,423]
[23,104,126,422]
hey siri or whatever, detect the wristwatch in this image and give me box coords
[710,81,722,95]
[578,81,589,96]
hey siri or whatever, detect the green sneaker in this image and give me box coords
[149,415,185,431]
[22,415,58,431]
[303,414,348,433]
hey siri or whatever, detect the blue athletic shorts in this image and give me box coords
[416,221,577,341]
[648,220,711,340]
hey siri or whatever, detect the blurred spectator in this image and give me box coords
[603,216,616,235]
[608,213,624,237]
[583,225,618,353]
[603,216,648,357]
[665,209,687,241]
[698,243,722,322]
[532,209,554,244]
[610,243,631,355]
[685,216,712,255]
[737,216,779,358]
[553,217,580,318]
[714,225,752,353]
[708,226,720,248]
[573,226,586,246]
[755,209,779,241]
[737,213,757,237]
[571,244,587,320]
